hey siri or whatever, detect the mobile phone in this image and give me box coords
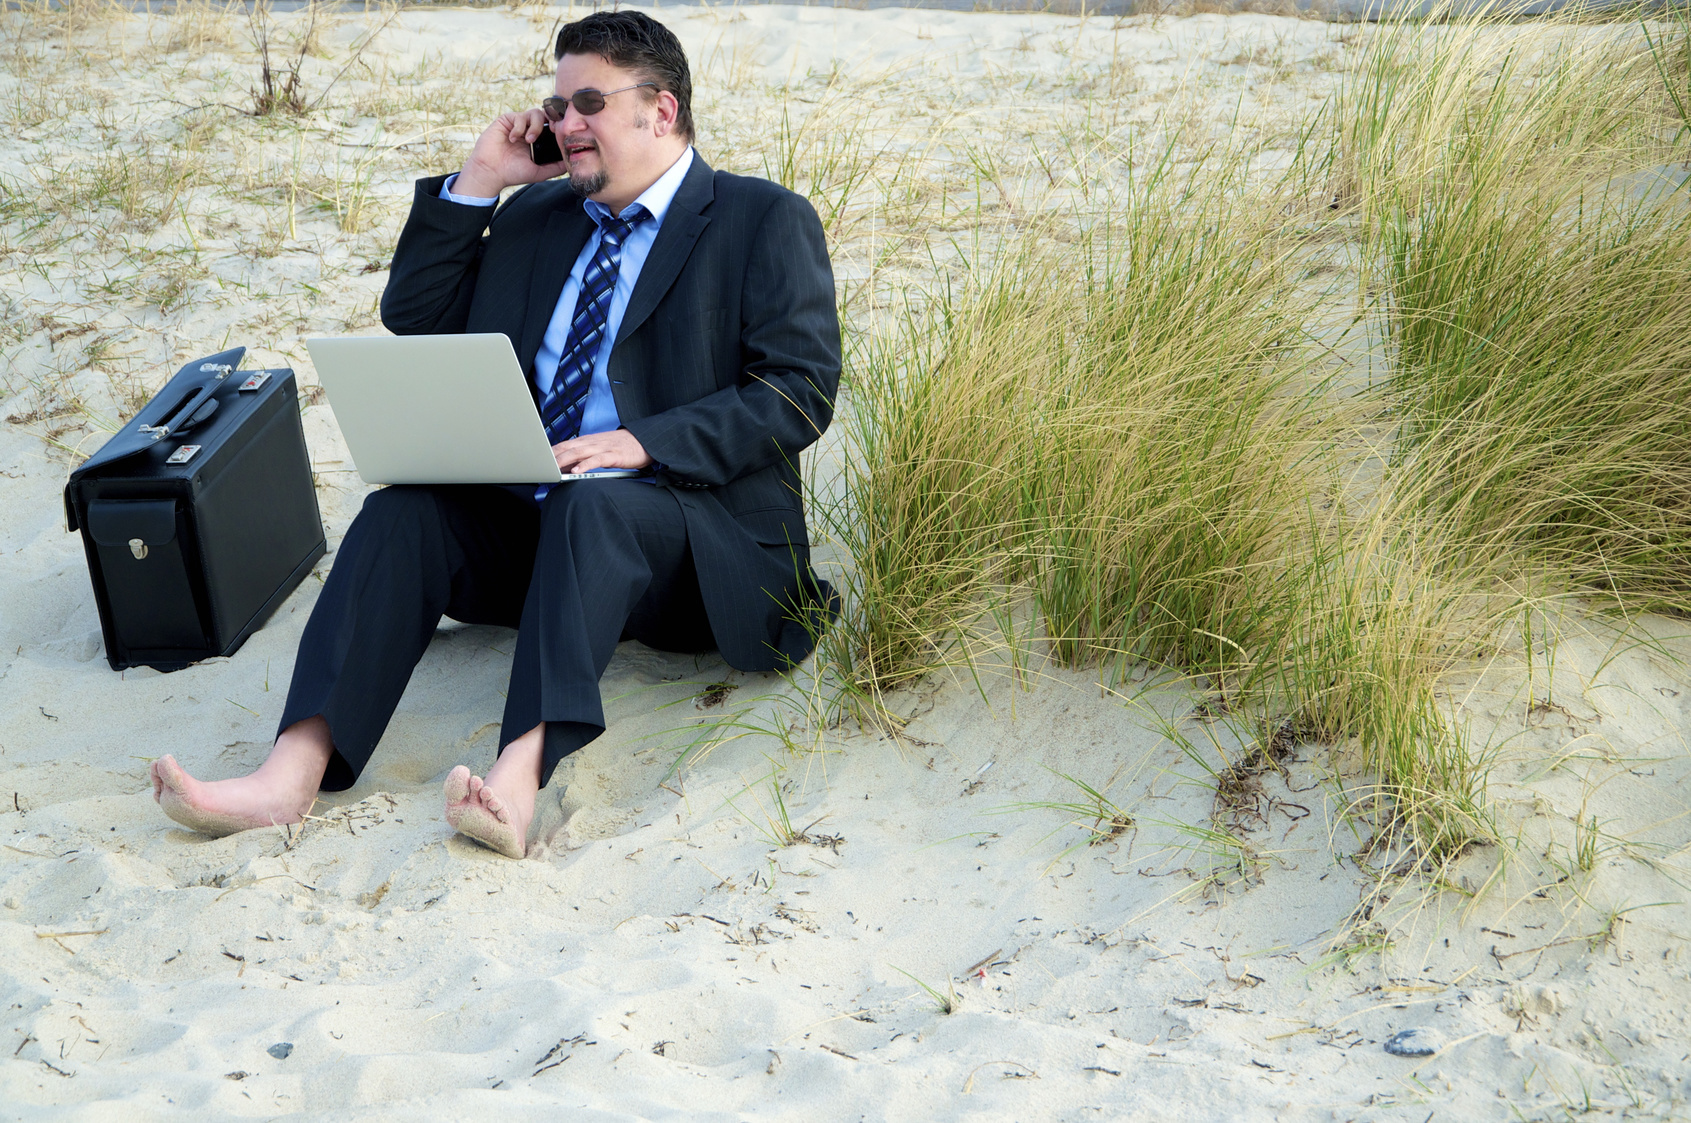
[530,127,562,166]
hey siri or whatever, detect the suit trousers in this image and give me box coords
[278,480,715,791]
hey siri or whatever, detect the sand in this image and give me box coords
[2,5,1690,1119]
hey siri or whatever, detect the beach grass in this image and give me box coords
[1386,177,1691,613]
[811,4,1689,867]
[1303,4,1691,619]
[817,132,1514,859]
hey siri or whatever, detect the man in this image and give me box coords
[149,11,840,858]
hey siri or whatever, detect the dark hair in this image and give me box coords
[555,11,694,142]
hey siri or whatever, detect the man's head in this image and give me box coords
[548,11,693,206]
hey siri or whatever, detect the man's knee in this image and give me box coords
[340,488,458,569]
[540,480,627,537]
[358,485,443,529]
[539,483,684,571]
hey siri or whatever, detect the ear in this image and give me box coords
[651,89,680,138]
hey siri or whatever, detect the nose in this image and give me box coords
[557,100,593,136]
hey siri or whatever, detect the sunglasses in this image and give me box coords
[542,82,658,122]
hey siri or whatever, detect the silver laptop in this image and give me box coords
[305,333,643,486]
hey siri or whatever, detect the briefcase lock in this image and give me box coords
[128,538,148,560]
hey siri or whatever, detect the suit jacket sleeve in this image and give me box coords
[380,174,502,337]
[622,189,840,489]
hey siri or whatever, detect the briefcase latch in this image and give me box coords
[165,444,201,466]
[237,372,271,392]
[128,538,148,560]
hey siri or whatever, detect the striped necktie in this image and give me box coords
[539,205,651,445]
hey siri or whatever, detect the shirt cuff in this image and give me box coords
[439,173,498,207]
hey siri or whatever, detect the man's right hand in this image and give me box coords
[452,109,567,199]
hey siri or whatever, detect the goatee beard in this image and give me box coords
[568,169,608,198]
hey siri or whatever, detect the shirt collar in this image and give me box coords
[583,146,695,230]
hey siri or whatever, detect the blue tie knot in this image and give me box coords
[599,205,650,248]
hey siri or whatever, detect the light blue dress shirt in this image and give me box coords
[440,146,696,440]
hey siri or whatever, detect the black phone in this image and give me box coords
[530,127,562,166]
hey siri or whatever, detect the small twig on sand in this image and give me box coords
[962,947,1003,977]
[38,928,106,953]
[34,929,108,940]
[962,1060,1039,1093]
[215,874,317,902]
[532,1032,591,1076]
[5,845,75,859]
[673,912,731,927]
[532,1054,570,1077]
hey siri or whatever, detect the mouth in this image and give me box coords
[564,140,597,161]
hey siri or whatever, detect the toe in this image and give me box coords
[444,765,472,804]
[154,757,188,799]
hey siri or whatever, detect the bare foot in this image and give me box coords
[151,755,315,837]
[149,717,333,838]
[443,766,530,859]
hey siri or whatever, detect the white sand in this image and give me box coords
[3,6,1690,1119]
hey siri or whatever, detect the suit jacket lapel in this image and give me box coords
[519,205,595,380]
[615,156,715,347]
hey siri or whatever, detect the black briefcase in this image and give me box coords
[64,347,327,672]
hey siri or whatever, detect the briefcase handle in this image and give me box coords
[65,348,256,536]
[137,363,231,442]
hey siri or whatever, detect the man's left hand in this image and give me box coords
[553,429,654,474]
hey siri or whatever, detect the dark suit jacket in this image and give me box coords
[380,154,841,672]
